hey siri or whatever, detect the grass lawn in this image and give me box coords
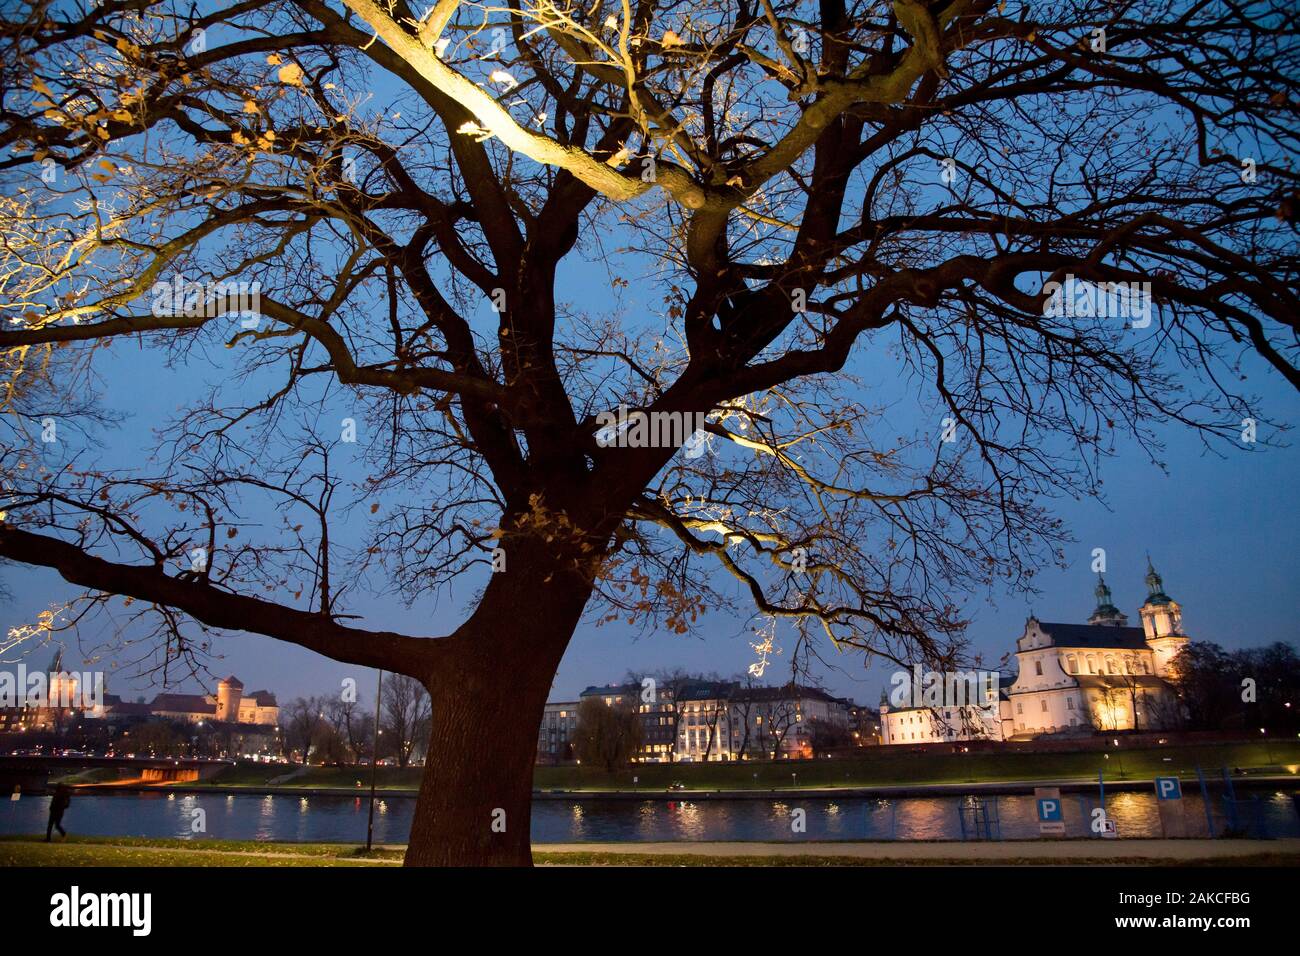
[0,835,402,867]
[188,763,425,790]
[4,835,1298,867]
[535,740,1300,791]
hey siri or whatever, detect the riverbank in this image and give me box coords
[63,771,1300,801]
[59,740,1300,798]
[4,835,1298,867]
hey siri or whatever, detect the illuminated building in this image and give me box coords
[1006,561,1188,736]
[879,562,1190,744]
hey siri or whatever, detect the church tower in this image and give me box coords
[1087,575,1128,626]
[1139,558,1187,677]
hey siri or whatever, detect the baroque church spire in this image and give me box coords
[1087,574,1128,626]
[1143,554,1173,606]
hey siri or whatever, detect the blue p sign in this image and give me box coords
[1155,777,1182,800]
[1037,798,1062,821]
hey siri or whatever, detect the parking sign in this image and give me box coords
[1034,786,1065,835]
[1155,776,1182,801]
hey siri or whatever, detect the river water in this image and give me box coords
[3,787,1298,843]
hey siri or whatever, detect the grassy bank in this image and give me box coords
[152,740,1300,794]
[533,741,1300,791]
[5,835,1298,867]
[0,835,401,867]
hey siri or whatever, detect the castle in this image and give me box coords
[124,675,279,726]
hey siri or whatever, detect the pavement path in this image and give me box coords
[10,837,1298,865]
[535,838,1300,861]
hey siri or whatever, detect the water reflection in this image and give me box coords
[0,788,1295,844]
[894,796,951,840]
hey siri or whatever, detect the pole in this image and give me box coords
[1196,765,1215,838]
[365,669,384,852]
[1221,766,1238,833]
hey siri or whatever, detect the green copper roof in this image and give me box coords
[1143,556,1174,606]
[1091,575,1124,617]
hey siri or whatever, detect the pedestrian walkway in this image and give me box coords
[535,838,1300,862]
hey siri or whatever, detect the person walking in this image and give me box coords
[45,784,71,842]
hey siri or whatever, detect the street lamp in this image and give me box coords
[365,670,384,853]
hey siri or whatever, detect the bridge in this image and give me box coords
[0,755,234,793]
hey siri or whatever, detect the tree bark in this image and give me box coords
[403,546,593,866]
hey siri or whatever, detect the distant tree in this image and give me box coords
[756,691,800,759]
[653,670,700,763]
[284,696,329,765]
[1116,651,1158,732]
[1169,642,1249,731]
[314,721,350,764]
[573,697,642,772]
[344,704,376,766]
[130,720,182,758]
[382,673,432,768]
[1087,685,1129,734]
[807,717,853,756]
[1229,642,1300,735]
[729,674,761,761]
[698,692,731,761]
[324,695,370,764]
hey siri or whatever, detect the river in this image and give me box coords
[3,786,1298,843]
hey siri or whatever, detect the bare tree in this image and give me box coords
[0,1,1295,865]
[755,690,800,759]
[284,695,328,764]
[573,696,642,771]
[325,693,368,764]
[808,717,853,756]
[381,672,431,767]
[653,669,697,763]
[344,698,376,764]
[729,674,760,761]
[699,690,730,761]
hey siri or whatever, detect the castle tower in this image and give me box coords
[46,647,78,708]
[215,675,244,722]
[1087,575,1128,626]
[1138,558,1187,677]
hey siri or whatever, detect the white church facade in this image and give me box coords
[1007,562,1188,737]
[880,561,1189,744]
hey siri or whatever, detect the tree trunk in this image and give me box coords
[402,546,592,866]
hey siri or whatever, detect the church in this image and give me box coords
[879,561,1191,745]
[1006,561,1189,738]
